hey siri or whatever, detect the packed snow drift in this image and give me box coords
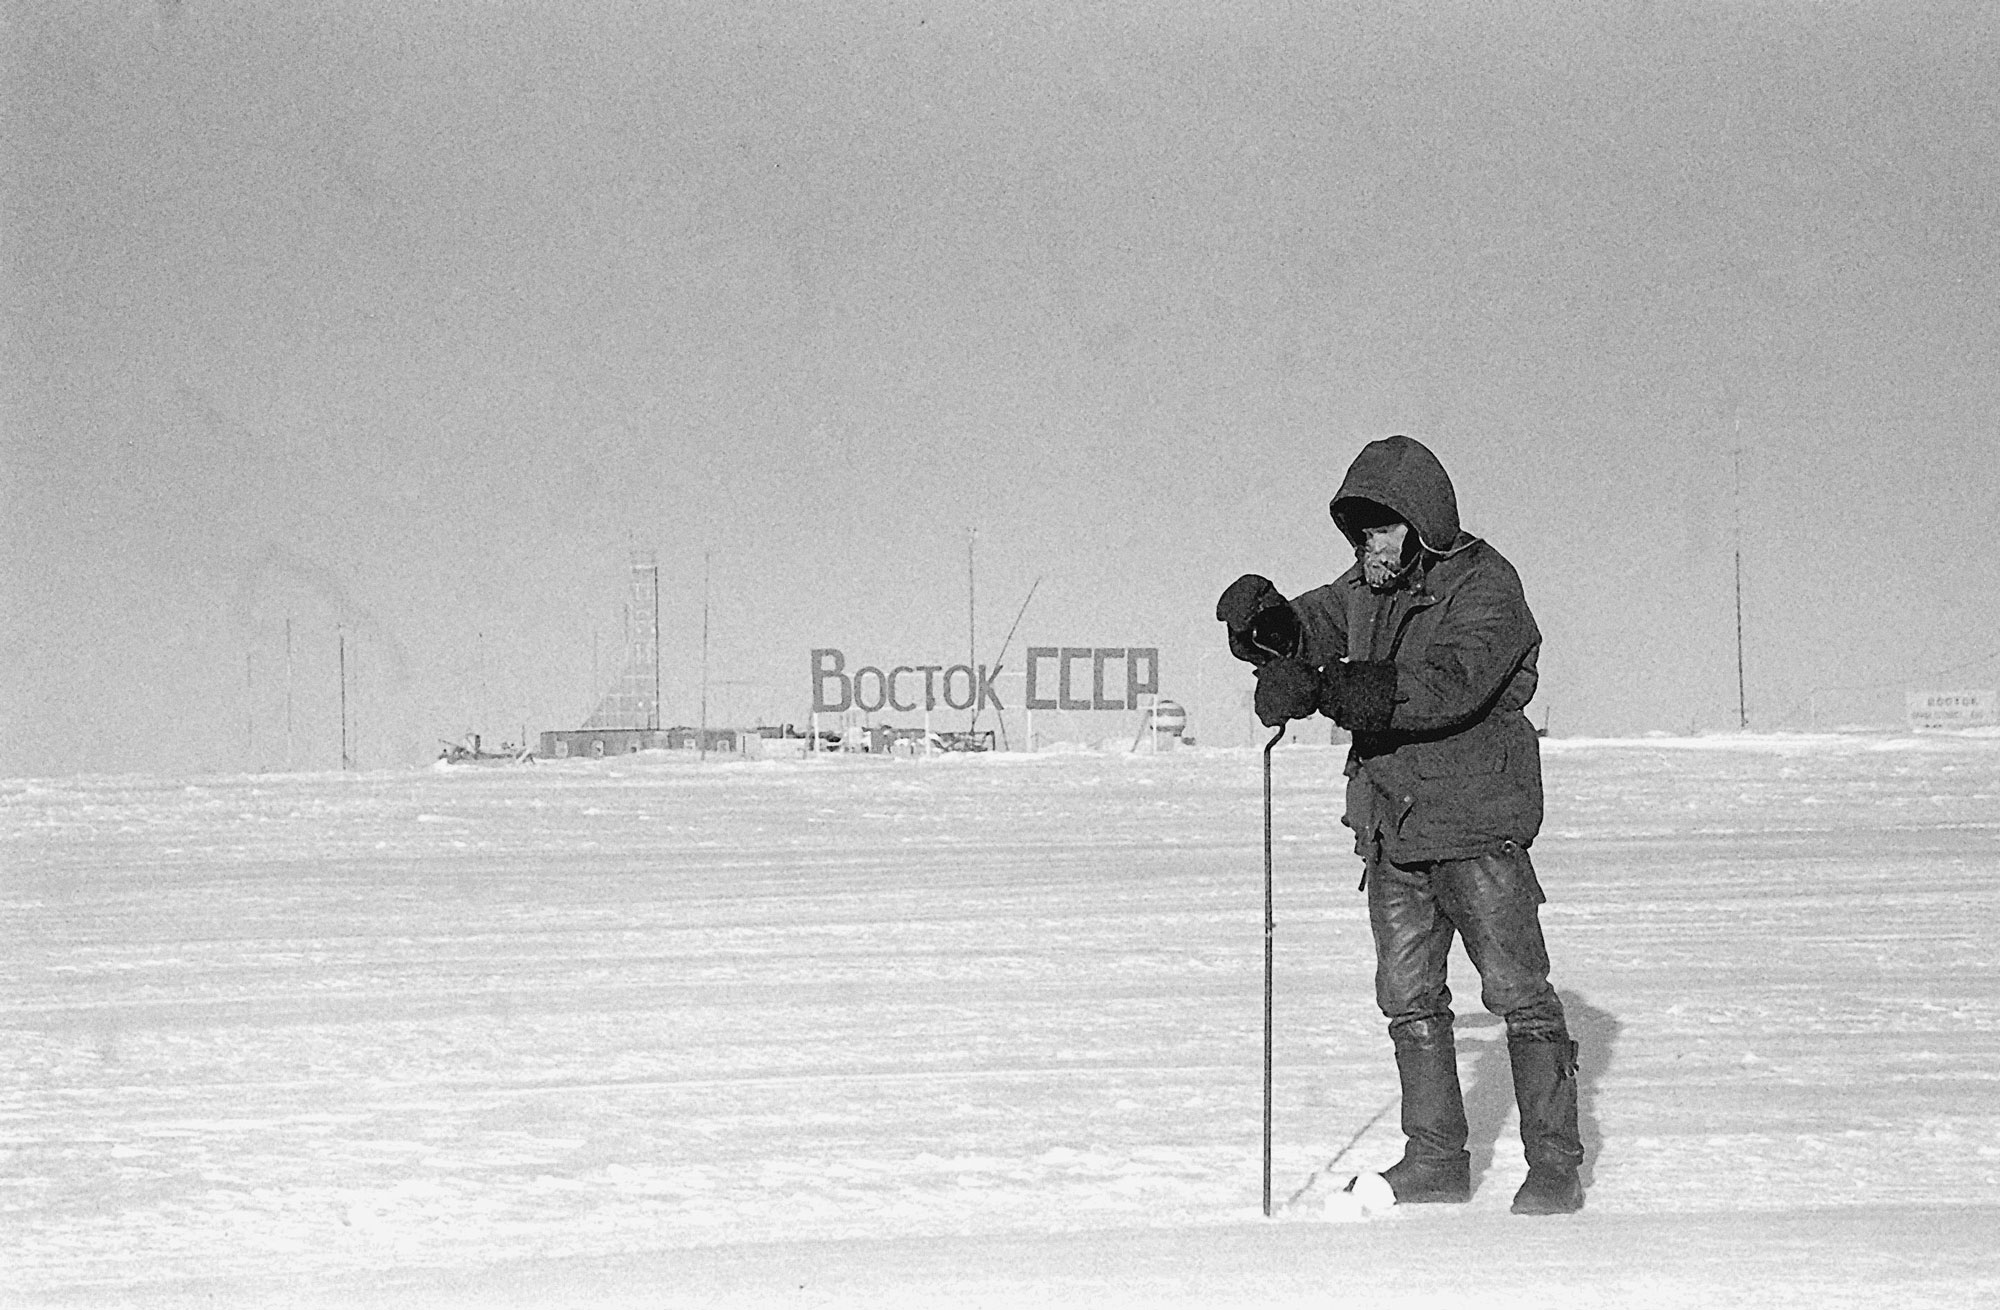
[5,734,1998,1307]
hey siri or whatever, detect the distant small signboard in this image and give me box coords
[1905,689,1996,732]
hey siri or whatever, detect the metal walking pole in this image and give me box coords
[1262,722,1286,1218]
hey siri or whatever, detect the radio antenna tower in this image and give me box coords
[967,528,979,733]
[1733,414,1748,730]
[582,550,662,732]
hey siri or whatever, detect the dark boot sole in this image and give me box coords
[1381,1159,1471,1205]
[1510,1174,1583,1215]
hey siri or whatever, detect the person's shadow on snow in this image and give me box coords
[1459,989,1618,1193]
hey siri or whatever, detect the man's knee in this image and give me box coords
[1389,1012,1455,1051]
[1443,848,1561,1029]
[1376,946,1453,1032]
[1371,867,1452,1030]
[1498,993,1568,1043]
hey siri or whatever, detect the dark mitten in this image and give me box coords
[1216,574,1300,664]
[1216,573,1282,628]
[1253,658,1327,727]
[1329,660,1398,733]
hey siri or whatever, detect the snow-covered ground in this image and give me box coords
[5,735,1998,1308]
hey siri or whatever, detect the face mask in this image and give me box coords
[1360,523,1412,591]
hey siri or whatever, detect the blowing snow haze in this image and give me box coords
[4,2,1997,777]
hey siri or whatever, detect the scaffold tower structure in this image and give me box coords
[581,551,661,731]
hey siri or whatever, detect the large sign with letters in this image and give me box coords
[1021,647,1158,711]
[811,646,1159,715]
[1906,689,1995,732]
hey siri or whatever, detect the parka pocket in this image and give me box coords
[1409,732,1508,779]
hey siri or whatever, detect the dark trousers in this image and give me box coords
[1367,840,1568,1042]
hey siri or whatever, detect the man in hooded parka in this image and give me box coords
[1216,434,1584,1216]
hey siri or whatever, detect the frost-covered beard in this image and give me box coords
[1360,523,1413,592]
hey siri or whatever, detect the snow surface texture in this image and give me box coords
[5,736,1999,1308]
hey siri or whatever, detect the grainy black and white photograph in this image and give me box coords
[5,2,1998,1306]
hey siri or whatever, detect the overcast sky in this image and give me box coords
[5,1,1997,776]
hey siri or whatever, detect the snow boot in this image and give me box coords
[1508,1033,1584,1215]
[1381,1019,1471,1204]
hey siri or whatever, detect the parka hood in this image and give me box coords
[1330,435,1465,555]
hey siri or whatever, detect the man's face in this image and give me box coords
[1360,522,1410,591]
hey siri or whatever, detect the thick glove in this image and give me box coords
[1253,658,1327,727]
[1216,574,1301,664]
[1327,661,1397,733]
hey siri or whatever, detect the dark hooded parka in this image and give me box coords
[1289,436,1544,864]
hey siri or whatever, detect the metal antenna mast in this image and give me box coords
[653,563,662,733]
[338,627,351,771]
[700,551,711,761]
[967,528,978,733]
[1733,416,1748,729]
